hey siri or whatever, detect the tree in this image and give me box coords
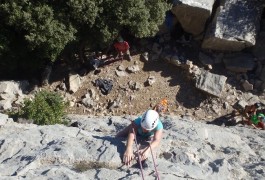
[0,0,170,79]
[0,1,76,61]
[88,0,170,47]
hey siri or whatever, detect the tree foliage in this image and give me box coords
[0,0,170,79]
[90,0,170,46]
[0,1,76,61]
[20,90,69,125]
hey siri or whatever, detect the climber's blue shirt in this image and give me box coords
[134,116,163,138]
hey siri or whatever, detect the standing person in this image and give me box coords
[116,110,163,166]
[114,36,132,61]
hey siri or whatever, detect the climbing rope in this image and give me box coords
[149,143,160,180]
[129,96,145,180]
[131,123,145,180]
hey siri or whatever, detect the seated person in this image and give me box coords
[114,37,132,61]
[244,113,265,130]
[89,52,104,70]
[243,103,261,118]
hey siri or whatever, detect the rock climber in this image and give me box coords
[116,109,163,166]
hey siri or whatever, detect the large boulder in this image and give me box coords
[195,70,227,97]
[171,0,215,36]
[202,0,263,51]
[223,53,255,73]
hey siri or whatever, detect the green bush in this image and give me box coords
[21,90,69,125]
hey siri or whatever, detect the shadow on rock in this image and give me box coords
[206,113,243,127]
[92,135,126,161]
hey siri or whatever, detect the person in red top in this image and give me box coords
[114,37,132,61]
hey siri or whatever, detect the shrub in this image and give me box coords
[21,90,69,125]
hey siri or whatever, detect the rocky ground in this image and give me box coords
[48,51,264,124]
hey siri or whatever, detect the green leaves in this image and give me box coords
[66,0,101,26]
[0,0,170,78]
[0,1,76,61]
[21,90,69,125]
[89,0,169,46]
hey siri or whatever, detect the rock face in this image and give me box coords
[0,114,264,179]
[171,0,215,36]
[202,0,262,51]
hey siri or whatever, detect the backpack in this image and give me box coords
[95,78,113,95]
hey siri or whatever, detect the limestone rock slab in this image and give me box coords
[202,0,262,51]
[195,70,227,97]
[0,115,264,180]
[171,0,215,35]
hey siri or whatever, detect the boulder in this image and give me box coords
[146,76,156,86]
[0,80,29,110]
[202,0,263,51]
[195,70,227,97]
[81,96,94,108]
[127,65,140,73]
[0,80,28,97]
[69,73,81,93]
[223,53,255,73]
[242,80,253,92]
[115,70,128,77]
[170,54,182,66]
[171,0,215,36]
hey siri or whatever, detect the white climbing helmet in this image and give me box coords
[141,110,159,131]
